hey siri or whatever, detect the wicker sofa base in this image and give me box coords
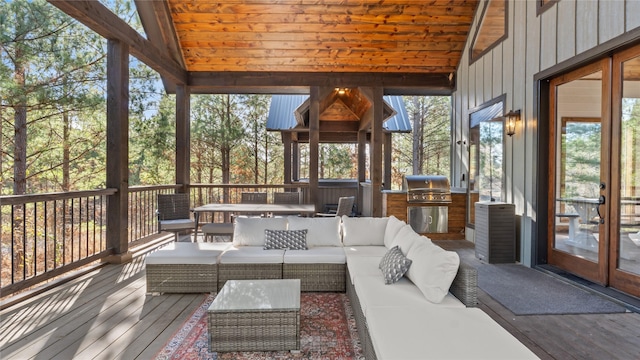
[283,264,346,292]
[146,263,217,293]
[346,270,377,360]
[217,263,283,291]
[208,310,300,352]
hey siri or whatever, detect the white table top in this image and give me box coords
[193,203,316,214]
[208,279,301,312]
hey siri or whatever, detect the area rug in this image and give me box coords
[155,293,363,360]
[456,248,628,315]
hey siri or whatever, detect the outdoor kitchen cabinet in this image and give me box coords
[474,202,516,263]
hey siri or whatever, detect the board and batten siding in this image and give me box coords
[451,0,638,266]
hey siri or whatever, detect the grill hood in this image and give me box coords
[403,175,452,203]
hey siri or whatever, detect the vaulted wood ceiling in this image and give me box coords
[162,0,478,74]
[132,0,479,93]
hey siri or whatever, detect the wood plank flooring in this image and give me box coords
[1,240,640,359]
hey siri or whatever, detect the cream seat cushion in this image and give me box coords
[283,247,346,264]
[346,256,383,283]
[343,246,388,258]
[367,306,538,360]
[353,275,464,317]
[219,246,285,264]
[145,242,230,265]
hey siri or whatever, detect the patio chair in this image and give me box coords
[157,193,195,242]
[273,191,301,204]
[317,196,355,217]
[241,192,268,204]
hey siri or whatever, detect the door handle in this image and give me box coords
[596,195,605,224]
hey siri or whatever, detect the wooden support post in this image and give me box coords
[175,85,190,193]
[283,132,292,184]
[357,129,367,215]
[309,87,320,208]
[106,39,131,263]
[384,132,392,190]
[371,87,384,217]
[292,141,300,182]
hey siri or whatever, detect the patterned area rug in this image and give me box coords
[155,293,363,360]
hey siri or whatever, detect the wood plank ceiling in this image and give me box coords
[164,0,479,75]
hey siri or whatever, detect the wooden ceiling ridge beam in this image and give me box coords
[135,0,185,69]
[189,72,455,93]
[47,0,187,85]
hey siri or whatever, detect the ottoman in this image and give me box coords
[145,242,230,293]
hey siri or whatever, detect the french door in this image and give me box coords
[548,49,640,297]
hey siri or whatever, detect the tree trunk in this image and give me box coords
[62,111,70,192]
[13,59,27,195]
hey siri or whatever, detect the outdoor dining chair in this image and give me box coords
[157,193,195,241]
[273,191,301,204]
[317,196,355,217]
[241,192,268,204]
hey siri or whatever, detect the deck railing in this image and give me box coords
[1,183,310,297]
[1,189,116,296]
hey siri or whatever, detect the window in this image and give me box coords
[470,0,508,63]
[468,97,505,226]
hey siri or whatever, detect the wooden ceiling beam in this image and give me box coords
[188,71,455,94]
[48,0,187,85]
[135,0,185,69]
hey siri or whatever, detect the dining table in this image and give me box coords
[192,203,317,236]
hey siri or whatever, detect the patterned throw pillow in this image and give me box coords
[379,246,412,285]
[264,229,308,250]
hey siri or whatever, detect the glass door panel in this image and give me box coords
[613,52,640,281]
[549,59,610,285]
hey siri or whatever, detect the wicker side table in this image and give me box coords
[208,279,300,352]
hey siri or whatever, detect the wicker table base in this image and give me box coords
[208,279,301,352]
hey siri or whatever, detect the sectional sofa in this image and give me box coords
[145,215,538,359]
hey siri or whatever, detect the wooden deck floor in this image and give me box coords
[1,240,640,360]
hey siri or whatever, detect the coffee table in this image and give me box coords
[207,279,301,352]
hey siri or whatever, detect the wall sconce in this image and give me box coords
[335,87,347,95]
[504,110,521,137]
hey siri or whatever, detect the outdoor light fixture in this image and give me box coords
[335,88,347,95]
[505,110,521,137]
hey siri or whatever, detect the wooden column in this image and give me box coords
[283,132,292,184]
[357,129,367,214]
[175,85,190,193]
[292,141,300,182]
[370,87,384,217]
[106,39,130,262]
[309,87,320,208]
[384,132,392,190]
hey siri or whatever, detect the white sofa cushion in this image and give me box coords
[287,216,342,247]
[346,256,384,283]
[391,224,429,255]
[353,275,464,316]
[145,242,230,265]
[405,241,460,303]
[383,215,406,248]
[343,246,388,258]
[233,217,287,247]
[367,306,538,360]
[283,247,346,264]
[341,216,389,246]
[219,246,285,264]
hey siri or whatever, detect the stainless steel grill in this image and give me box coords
[403,175,452,204]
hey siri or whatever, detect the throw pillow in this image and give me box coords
[341,216,389,246]
[233,217,288,247]
[405,241,460,303]
[287,216,342,247]
[378,246,412,285]
[264,229,308,250]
